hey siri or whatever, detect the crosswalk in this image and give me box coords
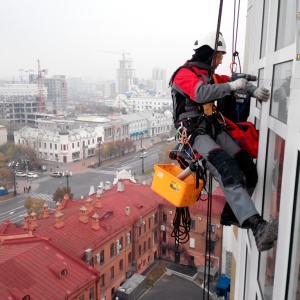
[91,169,119,175]
[33,176,52,183]
[28,192,54,203]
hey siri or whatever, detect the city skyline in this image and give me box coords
[1,0,247,82]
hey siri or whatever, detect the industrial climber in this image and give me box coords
[169,31,278,252]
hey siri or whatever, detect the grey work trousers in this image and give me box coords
[193,130,258,225]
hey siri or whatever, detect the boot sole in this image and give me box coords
[256,217,279,252]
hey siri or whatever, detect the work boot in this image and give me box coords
[220,202,251,229]
[246,214,279,252]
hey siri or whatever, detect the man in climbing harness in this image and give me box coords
[170,31,278,252]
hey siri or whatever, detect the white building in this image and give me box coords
[14,118,104,164]
[116,111,173,138]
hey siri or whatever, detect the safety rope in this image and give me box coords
[231,0,242,74]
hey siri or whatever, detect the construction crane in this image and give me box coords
[97,50,131,61]
[37,59,47,113]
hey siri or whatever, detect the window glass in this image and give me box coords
[257,69,265,109]
[270,61,292,123]
[275,0,296,50]
[287,152,300,299]
[260,0,269,58]
[258,130,284,299]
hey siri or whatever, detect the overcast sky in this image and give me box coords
[1,0,248,82]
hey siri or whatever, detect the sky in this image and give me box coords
[0,0,248,82]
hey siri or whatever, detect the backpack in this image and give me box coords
[169,65,203,128]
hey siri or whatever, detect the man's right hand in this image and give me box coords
[228,78,248,91]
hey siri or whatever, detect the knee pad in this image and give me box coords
[234,149,258,190]
[207,149,245,187]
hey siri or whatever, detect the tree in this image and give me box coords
[0,169,13,189]
[124,139,134,153]
[53,186,73,203]
[24,196,45,218]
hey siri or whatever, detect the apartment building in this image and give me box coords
[43,75,68,114]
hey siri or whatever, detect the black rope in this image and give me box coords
[203,173,213,300]
[211,0,223,75]
[171,207,191,246]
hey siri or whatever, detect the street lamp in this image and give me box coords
[8,161,19,196]
[63,170,72,188]
[25,161,29,182]
[98,142,102,167]
[139,131,147,174]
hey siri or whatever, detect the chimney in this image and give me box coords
[92,213,100,231]
[30,212,38,229]
[23,213,30,229]
[56,201,62,211]
[117,181,124,192]
[89,185,95,196]
[55,211,64,229]
[104,181,111,190]
[95,197,102,208]
[79,206,88,223]
[125,206,130,216]
[85,197,93,214]
[43,204,49,219]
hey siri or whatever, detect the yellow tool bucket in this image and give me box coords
[151,164,203,207]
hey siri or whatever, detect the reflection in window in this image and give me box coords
[258,131,284,299]
[270,61,292,124]
[287,153,300,299]
[257,68,265,109]
[275,0,296,50]
[260,0,269,58]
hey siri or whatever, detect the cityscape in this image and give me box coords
[1,0,300,300]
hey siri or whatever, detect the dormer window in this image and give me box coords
[60,268,68,278]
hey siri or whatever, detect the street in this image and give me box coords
[0,143,163,225]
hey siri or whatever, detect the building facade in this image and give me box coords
[43,75,68,114]
[226,1,300,299]
[0,83,47,124]
[0,125,7,145]
[14,118,105,164]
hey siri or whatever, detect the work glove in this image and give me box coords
[228,78,247,91]
[253,87,270,102]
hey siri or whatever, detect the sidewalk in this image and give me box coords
[15,179,39,194]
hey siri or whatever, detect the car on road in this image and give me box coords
[26,172,38,178]
[15,171,27,177]
[140,151,148,158]
[51,172,62,178]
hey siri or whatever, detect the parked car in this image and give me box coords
[51,172,62,178]
[26,172,38,178]
[15,171,26,177]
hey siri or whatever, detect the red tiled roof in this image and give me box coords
[33,181,163,257]
[0,238,97,299]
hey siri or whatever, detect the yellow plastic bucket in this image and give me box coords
[151,164,203,207]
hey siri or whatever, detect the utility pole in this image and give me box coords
[8,161,19,196]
